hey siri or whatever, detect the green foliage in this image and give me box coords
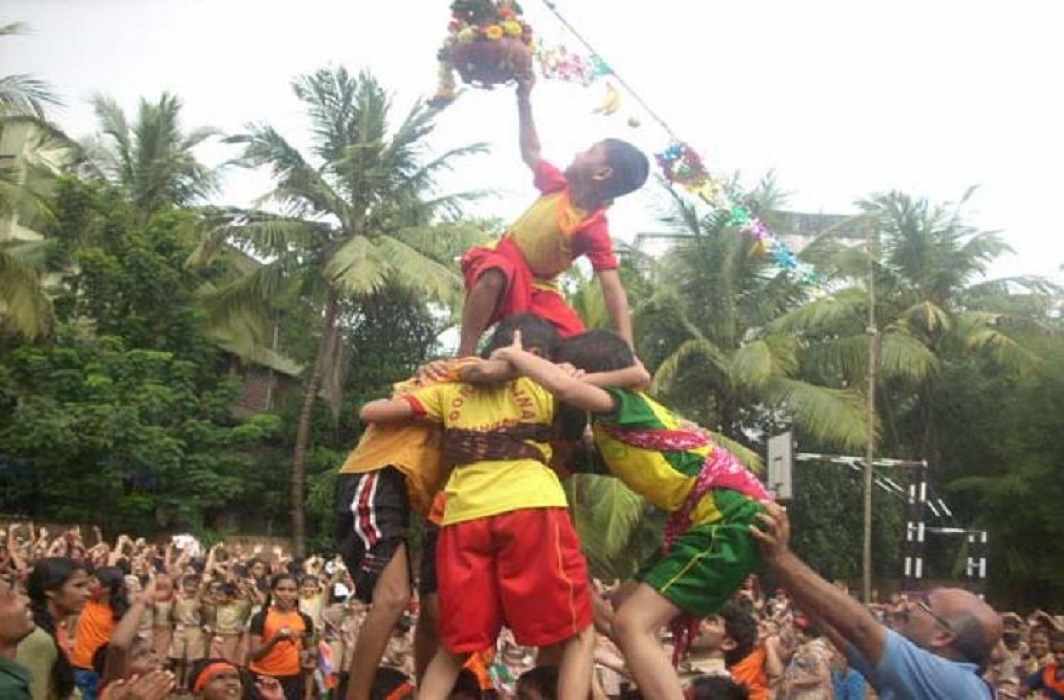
[0,177,279,534]
[0,335,279,531]
[637,184,870,450]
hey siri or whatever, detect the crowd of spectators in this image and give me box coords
[0,516,1060,700]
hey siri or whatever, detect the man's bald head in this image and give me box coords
[933,588,1003,670]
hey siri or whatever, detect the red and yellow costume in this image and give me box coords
[461,160,616,337]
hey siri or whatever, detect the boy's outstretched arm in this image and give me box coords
[495,333,615,414]
[584,359,651,391]
[596,269,634,348]
[517,75,541,168]
[359,398,417,424]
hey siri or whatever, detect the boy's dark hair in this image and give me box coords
[720,601,759,667]
[368,667,413,700]
[517,666,559,700]
[601,139,650,201]
[554,329,635,374]
[687,674,750,700]
[555,403,589,442]
[482,313,561,360]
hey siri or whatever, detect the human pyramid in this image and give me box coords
[334,25,777,698]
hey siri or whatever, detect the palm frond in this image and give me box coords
[199,259,300,344]
[0,242,53,338]
[567,474,647,564]
[324,236,388,295]
[370,235,464,304]
[652,337,731,392]
[769,287,867,334]
[730,337,796,389]
[0,74,62,119]
[761,377,870,450]
[953,311,1043,371]
[897,300,952,336]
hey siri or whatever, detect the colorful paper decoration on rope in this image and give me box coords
[655,141,820,283]
[533,43,612,86]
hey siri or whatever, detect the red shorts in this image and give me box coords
[437,507,592,652]
[461,237,586,338]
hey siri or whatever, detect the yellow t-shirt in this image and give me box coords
[406,377,566,526]
[338,359,477,515]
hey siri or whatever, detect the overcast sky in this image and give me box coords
[5,0,1063,281]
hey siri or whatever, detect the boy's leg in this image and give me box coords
[556,625,596,700]
[414,592,439,682]
[414,516,441,683]
[336,468,413,700]
[612,584,683,700]
[419,647,469,700]
[344,543,411,700]
[458,268,507,356]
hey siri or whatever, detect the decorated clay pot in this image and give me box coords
[448,36,531,87]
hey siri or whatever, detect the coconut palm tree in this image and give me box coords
[198,66,487,553]
[0,23,62,119]
[775,190,1054,461]
[81,93,219,219]
[638,182,872,451]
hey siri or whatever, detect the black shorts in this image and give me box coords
[335,468,410,603]
[418,519,440,597]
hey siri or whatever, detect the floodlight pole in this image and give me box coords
[863,221,880,604]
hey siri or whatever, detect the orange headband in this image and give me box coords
[193,662,238,693]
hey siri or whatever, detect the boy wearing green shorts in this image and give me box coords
[493,329,771,700]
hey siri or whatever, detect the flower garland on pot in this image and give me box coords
[432,0,535,106]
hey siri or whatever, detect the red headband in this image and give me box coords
[193,662,238,693]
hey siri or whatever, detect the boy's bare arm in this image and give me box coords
[584,361,651,391]
[596,269,634,347]
[517,76,541,168]
[359,398,417,424]
[458,358,517,384]
[495,335,614,413]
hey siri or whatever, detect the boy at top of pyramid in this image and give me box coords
[456,69,650,356]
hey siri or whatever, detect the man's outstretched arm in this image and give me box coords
[751,502,887,665]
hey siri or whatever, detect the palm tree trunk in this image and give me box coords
[290,289,339,556]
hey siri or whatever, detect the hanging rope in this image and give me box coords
[534,0,820,284]
[538,0,680,142]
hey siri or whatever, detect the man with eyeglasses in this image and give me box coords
[751,502,1002,699]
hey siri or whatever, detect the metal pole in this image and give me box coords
[863,221,879,603]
